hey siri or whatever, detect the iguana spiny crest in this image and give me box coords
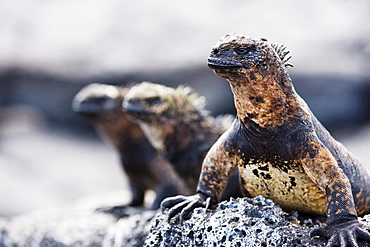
[122,81,212,126]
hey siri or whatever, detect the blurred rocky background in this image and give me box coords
[1,0,370,217]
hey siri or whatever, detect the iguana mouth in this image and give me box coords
[207,57,243,69]
[123,101,155,118]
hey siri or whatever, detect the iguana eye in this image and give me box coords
[234,45,257,56]
[234,47,250,55]
[145,96,161,105]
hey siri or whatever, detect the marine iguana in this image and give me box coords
[161,33,370,246]
[72,83,188,212]
[122,81,242,200]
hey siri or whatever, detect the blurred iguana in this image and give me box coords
[123,81,242,200]
[73,83,189,215]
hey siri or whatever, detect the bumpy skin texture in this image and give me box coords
[161,33,370,246]
[72,83,187,211]
[122,82,242,200]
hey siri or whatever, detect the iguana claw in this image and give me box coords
[310,220,370,247]
[161,193,213,221]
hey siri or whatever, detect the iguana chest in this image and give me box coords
[238,159,326,215]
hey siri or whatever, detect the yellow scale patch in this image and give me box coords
[240,160,327,215]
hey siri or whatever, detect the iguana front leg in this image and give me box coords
[302,141,370,246]
[161,130,237,220]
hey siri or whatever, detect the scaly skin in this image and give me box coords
[72,83,187,213]
[123,81,242,199]
[161,33,370,246]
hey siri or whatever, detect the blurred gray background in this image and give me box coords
[1,0,370,217]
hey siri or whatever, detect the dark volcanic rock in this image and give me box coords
[2,195,370,246]
[145,196,370,247]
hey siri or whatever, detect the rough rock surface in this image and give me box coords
[145,196,370,247]
[0,194,157,247]
[1,195,370,247]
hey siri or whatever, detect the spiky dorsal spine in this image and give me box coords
[271,43,293,67]
[214,114,234,130]
[175,85,208,114]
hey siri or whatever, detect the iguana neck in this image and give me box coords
[227,70,301,129]
[96,112,145,151]
[141,114,213,158]
[165,116,213,157]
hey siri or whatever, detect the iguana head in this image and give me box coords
[123,81,206,124]
[207,33,292,80]
[123,81,208,152]
[72,83,127,120]
[208,33,299,128]
[73,83,146,148]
